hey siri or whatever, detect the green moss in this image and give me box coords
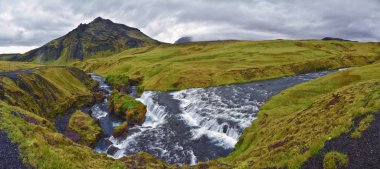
[351,114,375,139]
[109,91,146,124]
[323,151,349,169]
[68,110,101,146]
[74,40,380,91]
[219,63,380,168]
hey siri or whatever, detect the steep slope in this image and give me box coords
[74,40,380,91]
[11,17,160,63]
[0,66,97,118]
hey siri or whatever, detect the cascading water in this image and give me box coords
[90,70,334,165]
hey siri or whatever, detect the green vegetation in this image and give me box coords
[351,114,375,139]
[68,110,101,146]
[219,63,380,168]
[0,102,125,169]
[109,91,146,124]
[0,102,169,169]
[106,75,131,93]
[323,151,349,169]
[1,39,380,168]
[0,61,41,71]
[0,66,97,118]
[74,40,380,91]
[107,75,129,86]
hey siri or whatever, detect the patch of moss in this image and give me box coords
[109,91,146,124]
[351,114,375,139]
[323,151,349,169]
[68,110,101,146]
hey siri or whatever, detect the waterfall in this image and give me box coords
[136,91,168,128]
[171,87,261,148]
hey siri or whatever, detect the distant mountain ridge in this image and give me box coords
[10,17,161,63]
[174,36,192,44]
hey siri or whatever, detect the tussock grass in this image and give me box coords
[323,151,349,169]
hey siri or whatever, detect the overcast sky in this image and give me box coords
[0,0,379,53]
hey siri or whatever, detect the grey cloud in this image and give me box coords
[0,0,379,49]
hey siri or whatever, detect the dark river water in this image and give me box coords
[90,70,335,165]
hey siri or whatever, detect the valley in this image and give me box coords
[0,17,379,169]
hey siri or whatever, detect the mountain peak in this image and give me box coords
[14,18,161,63]
[91,17,113,24]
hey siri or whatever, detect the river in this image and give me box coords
[89,70,334,165]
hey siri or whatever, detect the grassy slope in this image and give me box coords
[1,66,97,118]
[218,63,380,168]
[73,40,380,91]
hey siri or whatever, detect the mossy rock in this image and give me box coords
[112,121,128,138]
[68,110,101,146]
[109,91,146,125]
[323,151,349,169]
[106,75,131,94]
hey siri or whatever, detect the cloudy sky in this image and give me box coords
[0,0,379,53]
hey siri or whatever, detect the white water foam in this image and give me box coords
[137,91,168,128]
[171,87,262,148]
[91,104,108,119]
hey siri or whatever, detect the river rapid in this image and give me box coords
[89,70,334,165]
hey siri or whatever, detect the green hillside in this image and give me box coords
[74,40,380,91]
[218,63,380,168]
[9,17,160,64]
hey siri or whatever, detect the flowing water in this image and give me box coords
[90,70,334,165]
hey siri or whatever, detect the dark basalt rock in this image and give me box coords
[302,111,380,169]
[107,145,120,156]
[0,131,28,169]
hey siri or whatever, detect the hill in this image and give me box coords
[74,40,380,91]
[9,17,160,64]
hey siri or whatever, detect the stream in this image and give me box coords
[89,70,334,165]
